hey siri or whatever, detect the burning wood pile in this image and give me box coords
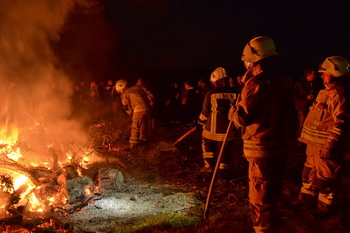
[0,123,115,231]
[0,139,95,231]
[0,130,201,232]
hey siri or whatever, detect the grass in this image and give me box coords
[113,208,203,233]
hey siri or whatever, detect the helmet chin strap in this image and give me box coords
[242,71,253,83]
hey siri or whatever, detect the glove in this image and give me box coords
[320,146,336,160]
[126,110,133,116]
[195,121,204,131]
[228,106,236,121]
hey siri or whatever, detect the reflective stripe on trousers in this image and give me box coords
[300,143,343,213]
[201,137,233,170]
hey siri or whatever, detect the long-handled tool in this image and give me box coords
[157,127,196,152]
[203,121,234,219]
[203,94,240,219]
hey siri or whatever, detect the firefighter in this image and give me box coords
[228,36,293,232]
[197,67,237,178]
[115,79,151,148]
[298,56,350,218]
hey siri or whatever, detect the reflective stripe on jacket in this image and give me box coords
[199,87,236,141]
[232,60,293,159]
[121,85,150,113]
[300,79,350,150]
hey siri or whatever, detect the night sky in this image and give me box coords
[58,0,350,92]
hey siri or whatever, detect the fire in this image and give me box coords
[85,185,93,196]
[0,127,22,161]
[66,153,73,160]
[0,126,57,218]
[6,147,22,161]
[0,100,102,226]
[0,122,102,221]
[0,0,101,230]
[0,127,18,147]
[8,173,54,214]
[13,174,29,190]
[82,152,91,164]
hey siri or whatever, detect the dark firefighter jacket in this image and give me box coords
[199,87,236,141]
[231,57,294,160]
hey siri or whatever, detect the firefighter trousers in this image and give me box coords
[202,137,234,171]
[129,110,150,145]
[247,156,286,233]
[300,143,343,213]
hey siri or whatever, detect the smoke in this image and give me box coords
[0,0,98,164]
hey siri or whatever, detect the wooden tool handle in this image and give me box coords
[173,127,197,146]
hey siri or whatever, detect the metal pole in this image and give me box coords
[203,120,234,219]
[203,93,240,219]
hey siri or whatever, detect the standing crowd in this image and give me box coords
[226,37,350,233]
[71,36,350,233]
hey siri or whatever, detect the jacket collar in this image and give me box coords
[325,80,339,90]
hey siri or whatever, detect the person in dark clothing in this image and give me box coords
[196,79,212,104]
[104,80,115,103]
[88,81,100,122]
[165,82,182,124]
[235,75,245,93]
[198,67,237,177]
[229,75,244,94]
[294,68,324,143]
[181,80,200,126]
[102,80,116,122]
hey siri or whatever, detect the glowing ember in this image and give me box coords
[85,186,93,196]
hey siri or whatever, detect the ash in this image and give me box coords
[55,178,199,232]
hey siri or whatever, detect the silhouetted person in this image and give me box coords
[294,68,324,144]
[181,80,200,126]
[165,82,182,124]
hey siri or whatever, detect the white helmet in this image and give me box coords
[242,36,278,64]
[210,67,228,82]
[115,79,128,93]
[319,56,350,77]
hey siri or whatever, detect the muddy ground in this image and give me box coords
[84,119,350,233]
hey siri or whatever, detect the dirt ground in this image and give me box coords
[85,119,350,233]
[4,115,349,232]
